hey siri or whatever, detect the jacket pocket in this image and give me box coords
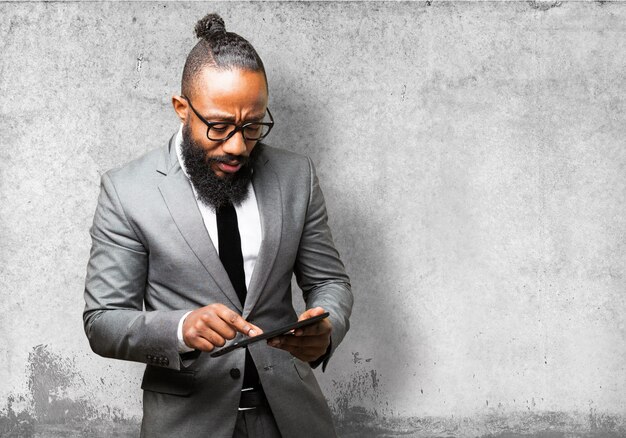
[141,365,196,396]
[292,358,312,380]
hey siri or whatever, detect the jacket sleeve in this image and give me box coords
[294,157,354,371]
[83,172,189,370]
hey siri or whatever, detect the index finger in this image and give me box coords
[217,307,263,337]
[298,307,326,321]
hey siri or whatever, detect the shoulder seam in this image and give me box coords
[102,172,145,248]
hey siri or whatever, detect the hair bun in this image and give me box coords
[195,13,226,39]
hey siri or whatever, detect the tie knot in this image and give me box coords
[217,202,236,218]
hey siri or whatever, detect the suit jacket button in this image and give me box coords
[230,368,241,379]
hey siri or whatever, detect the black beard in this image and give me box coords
[180,124,257,210]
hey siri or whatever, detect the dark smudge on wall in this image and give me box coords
[28,344,90,423]
[335,404,626,438]
[1,344,139,437]
[0,395,36,437]
[329,354,626,437]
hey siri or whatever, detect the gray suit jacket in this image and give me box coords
[83,136,353,437]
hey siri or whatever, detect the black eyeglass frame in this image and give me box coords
[182,95,274,142]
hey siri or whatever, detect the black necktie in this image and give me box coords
[217,203,247,306]
[216,202,260,389]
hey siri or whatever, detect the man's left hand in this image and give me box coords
[267,307,331,363]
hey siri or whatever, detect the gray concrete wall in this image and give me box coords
[1,1,625,437]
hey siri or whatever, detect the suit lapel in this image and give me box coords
[243,150,282,318]
[157,138,243,311]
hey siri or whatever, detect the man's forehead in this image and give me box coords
[193,67,267,97]
[190,67,268,115]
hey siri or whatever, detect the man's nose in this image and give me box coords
[221,130,248,157]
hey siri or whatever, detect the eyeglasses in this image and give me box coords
[182,95,274,142]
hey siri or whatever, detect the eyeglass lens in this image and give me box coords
[208,123,271,141]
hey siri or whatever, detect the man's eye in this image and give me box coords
[211,124,230,132]
[244,124,262,134]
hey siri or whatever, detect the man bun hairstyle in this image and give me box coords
[181,13,266,98]
[194,13,226,38]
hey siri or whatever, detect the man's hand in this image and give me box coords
[182,304,262,352]
[267,307,332,362]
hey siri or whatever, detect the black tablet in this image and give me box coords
[210,312,330,358]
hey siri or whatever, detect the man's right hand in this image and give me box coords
[182,304,262,352]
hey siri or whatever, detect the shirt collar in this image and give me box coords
[174,124,189,178]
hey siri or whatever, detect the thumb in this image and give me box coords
[299,307,325,321]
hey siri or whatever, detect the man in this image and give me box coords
[83,12,353,438]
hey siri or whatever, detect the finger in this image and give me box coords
[216,307,263,337]
[198,313,237,340]
[266,337,324,362]
[295,319,331,337]
[297,307,325,322]
[197,329,228,348]
[273,343,319,362]
[271,334,328,349]
[267,337,281,348]
[184,329,218,352]
[190,337,216,352]
[293,307,328,336]
[294,316,332,337]
[284,335,328,348]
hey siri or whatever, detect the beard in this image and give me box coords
[180,123,257,210]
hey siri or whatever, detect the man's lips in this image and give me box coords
[216,161,243,173]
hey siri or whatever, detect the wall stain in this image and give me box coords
[352,351,373,364]
[27,344,89,423]
[527,1,563,11]
[330,367,383,424]
[332,409,626,437]
[329,356,391,436]
[329,355,626,437]
[0,395,35,437]
[2,345,139,437]
[133,53,144,89]
[343,405,544,438]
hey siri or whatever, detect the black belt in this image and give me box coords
[239,387,268,410]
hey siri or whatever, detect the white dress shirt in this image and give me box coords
[174,125,263,352]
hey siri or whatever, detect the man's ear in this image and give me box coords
[172,95,188,123]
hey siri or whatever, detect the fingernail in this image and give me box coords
[248,329,257,337]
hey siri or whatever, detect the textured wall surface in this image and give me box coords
[1,2,625,437]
